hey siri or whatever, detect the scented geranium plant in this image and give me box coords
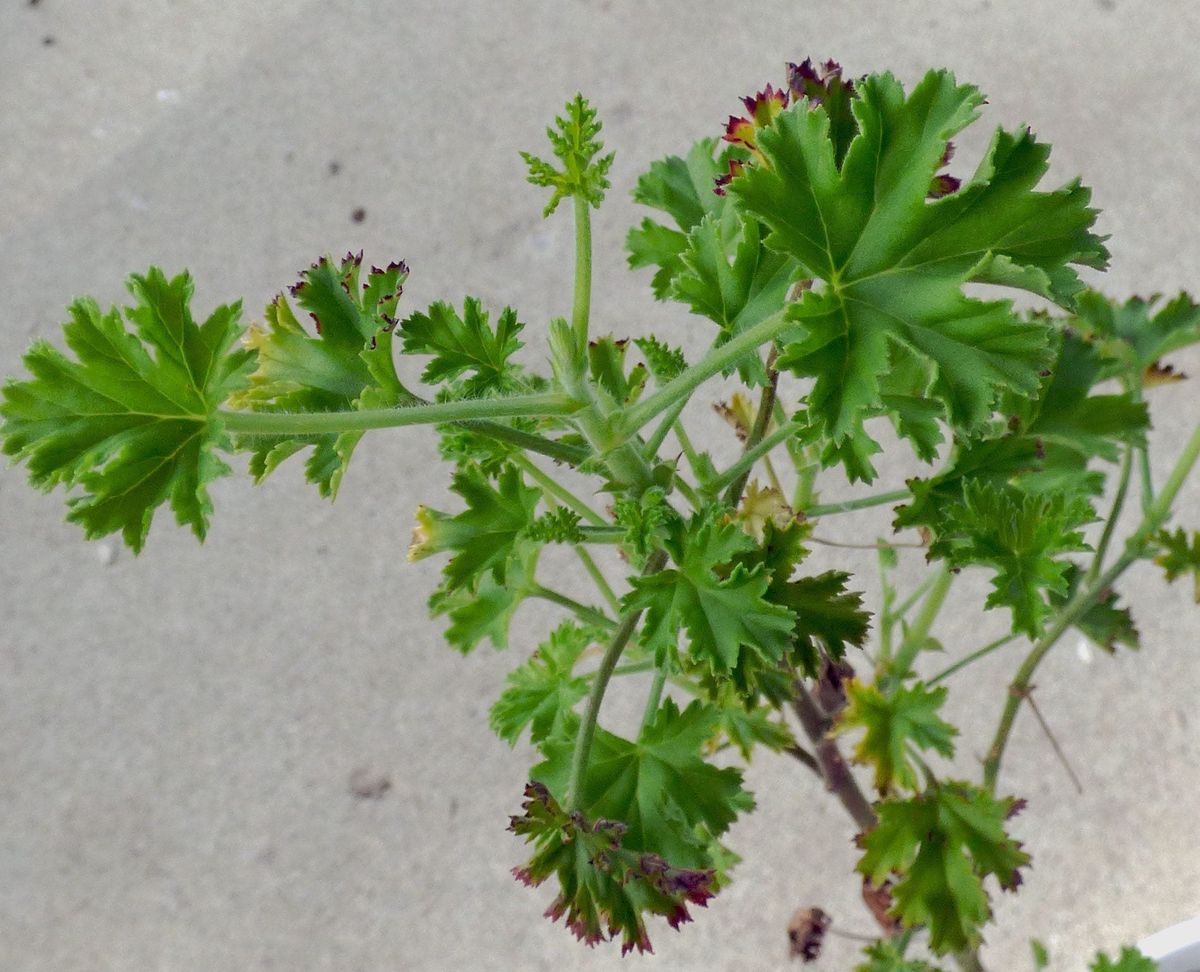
[3,59,1198,971]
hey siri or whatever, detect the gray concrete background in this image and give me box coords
[2,1,1198,969]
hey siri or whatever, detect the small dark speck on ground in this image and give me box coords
[328,161,341,176]
[351,207,366,223]
[449,798,459,818]
[42,35,55,46]
[1096,0,1115,8]
[283,151,294,163]
[28,0,42,7]
[348,767,392,800]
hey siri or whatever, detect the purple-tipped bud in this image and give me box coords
[928,174,961,199]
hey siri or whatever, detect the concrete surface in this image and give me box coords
[2,1,1198,969]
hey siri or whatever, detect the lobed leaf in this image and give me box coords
[490,622,598,743]
[1,268,254,551]
[230,253,409,497]
[728,69,1106,478]
[839,680,958,793]
[857,782,1029,954]
[521,94,615,216]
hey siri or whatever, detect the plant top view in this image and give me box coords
[4,58,1199,970]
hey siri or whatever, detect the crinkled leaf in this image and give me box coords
[408,463,540,591]
[1089,946,1157,972]
[839,680,958,793]
[858,782,1029,954]
[626,137,737,298]
[490,622,598,743]
[587,336,648,406]
[730,70,1106,478]
[230,254,409,497]
[399,297,524,397]
[624,512,796,674]
[932,482,1094,637]
[634,336,688,383]
[672,211,799,383]
[509,781,718,955]
[730,520,871,676]
[1074,290,1200,376]
[1,268,254,551]
[1154,527,1200,602]
[1049,563,1139,652]
[857,939,945,972]
[534,699,753,868]
[521,94,615,216]
[429,546,536,654]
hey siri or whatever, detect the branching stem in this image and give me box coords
[219,393,577,435]
[984,418,1200,791]
[567,549,668,810]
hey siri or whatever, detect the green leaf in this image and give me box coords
[858,782,1029,954]
[230,254,409,497]
[408,463,540,591]
[857,939,944,972]
[587,336,648,406]
[626,137,736,298]
[730,520,871,677]
[624,512,796,674]
[926,482,1095,637]
[1031,938,1050,969]
[1049,563,1139,652]
[1154,527,1200,602]
[1,267,254,552]
[730,70,1106,477]
[534,699,753,868]
[672,211,799,383]
[521,94,615,216]
[634,336,688,383]
[1089,946,1157,972]
[490,622,597,743]
[839,680,958,793]
[399,297,525,397]
[1074,289,1200,375]
[711,690,795,759]
[509,780,719,955]
[429,545,536,653]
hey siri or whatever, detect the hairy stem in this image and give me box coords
[512,455,608,526]
[219,393,577,435]
[1087,444,1133,584]
[621,309,793,435]
[983,418,1200,791]
[575,546,620,613]
[927,634,1018,686]
[707,420,803,496]
[640,668,667,732]
[567,549,669,809]
[805,488,912,518]
[528,585,616,629]
[723,352,779,508]
[887,563,953,684]
[571,195,592,348]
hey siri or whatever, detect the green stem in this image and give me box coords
[511,455,607,527]
[575,547,620,614]
[1087,444,1133,584]
[571,195,593,348]
[219,393,577,436]
[621,309,794,435]
[528,585,616,630]
[707,420,802,496]
[461,420,587,465]
[673,421,705,480]
[640,669,667,732]
[805,488,911,518]
[892,571,940,621]
[927,634,1018,686]
[568,549,669,810]
[888,563,953,684]
[723,354,779,508]
[644,397,689,458]
[983,418,1200,791]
